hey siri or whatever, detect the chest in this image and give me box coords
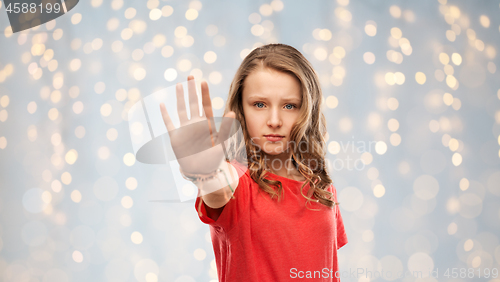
[248,188,337,238]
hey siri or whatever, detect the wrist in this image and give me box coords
[186,161,238,198]
[180,167,222,183]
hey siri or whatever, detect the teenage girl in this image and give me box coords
[160,43,348,282]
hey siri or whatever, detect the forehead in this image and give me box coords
[242,68,302,101]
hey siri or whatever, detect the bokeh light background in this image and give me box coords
[0,0,500,281]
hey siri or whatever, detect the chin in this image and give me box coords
[261,144,288,155]
[263,150,283,155]
[250,138,288,155]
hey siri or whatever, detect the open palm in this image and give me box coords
[159,76,236,175]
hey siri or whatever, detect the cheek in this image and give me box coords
[244,120,258,139]
[245,116,262,136]
[282,117,295,132]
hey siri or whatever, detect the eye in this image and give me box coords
[254,102,265,108]
[284,104,297,110]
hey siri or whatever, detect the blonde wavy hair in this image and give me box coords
[223,43,337,209]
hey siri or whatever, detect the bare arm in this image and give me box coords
[159,76,239,208]
[196,161,239,209]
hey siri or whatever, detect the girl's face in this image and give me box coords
[242,67,302,156]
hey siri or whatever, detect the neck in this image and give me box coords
[263,152,300,179]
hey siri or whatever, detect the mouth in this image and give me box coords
[264,135,284,142]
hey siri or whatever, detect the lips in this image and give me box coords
[264,134,284,142]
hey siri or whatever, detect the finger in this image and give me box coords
[201,80,217,145]
[201,80,214,119]
[176,83,188,123]
[217,111,236,146]
[187,75,200,119]
[159,103,175,132]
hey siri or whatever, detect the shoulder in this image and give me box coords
[326,183,338,200]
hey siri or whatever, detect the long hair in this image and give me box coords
[223,43,337,208]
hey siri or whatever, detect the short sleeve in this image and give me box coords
[194,160,250,232]
[330,184,348,249]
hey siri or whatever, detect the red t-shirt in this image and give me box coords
[195,161,348,281]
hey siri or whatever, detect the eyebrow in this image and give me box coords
[247,95,301,103]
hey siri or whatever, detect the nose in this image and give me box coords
[267,107,282,128]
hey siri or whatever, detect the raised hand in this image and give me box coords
[159,76,236,175]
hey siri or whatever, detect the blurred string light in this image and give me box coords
[0,0,499,281]
[329,0,498,277]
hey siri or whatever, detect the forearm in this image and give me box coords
[195,161,239,209]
